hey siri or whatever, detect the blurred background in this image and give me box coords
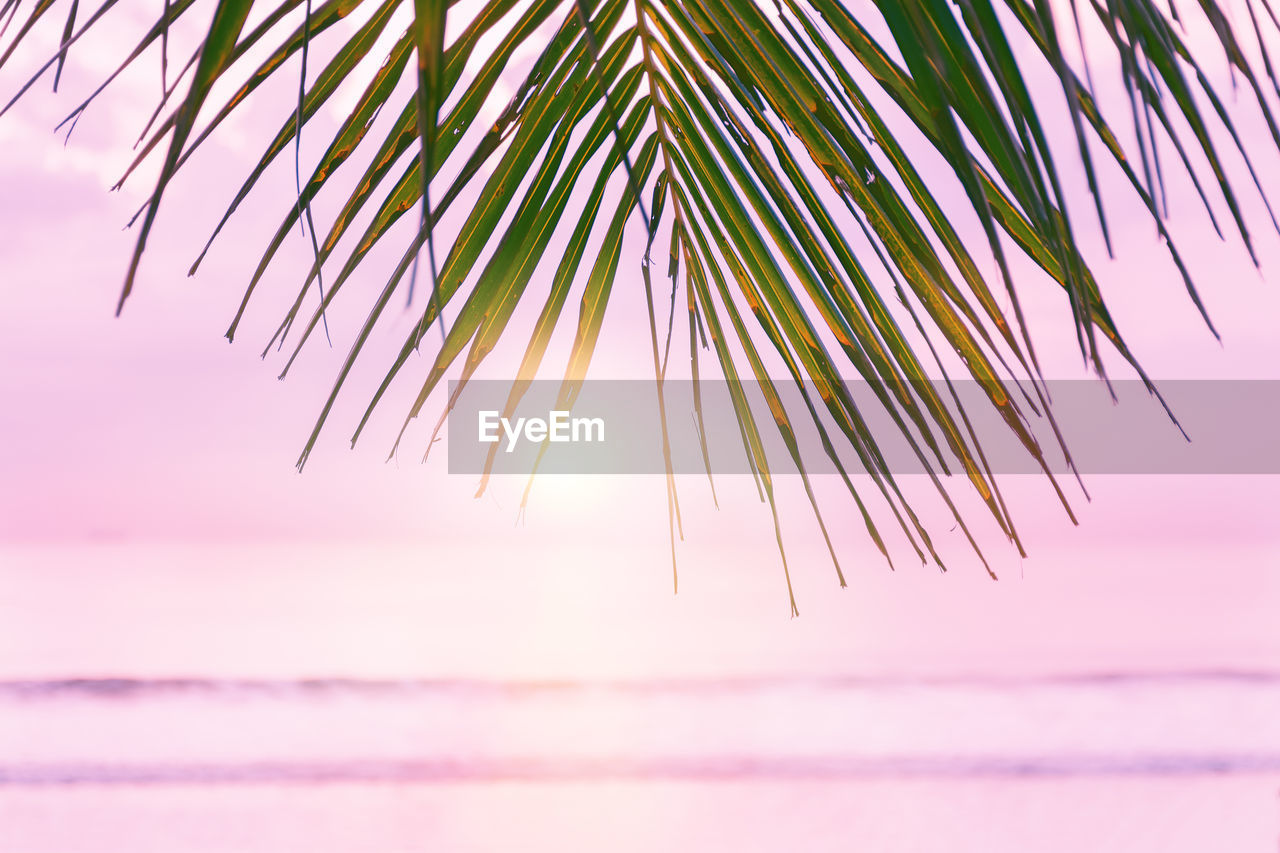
[2,0,1279,849]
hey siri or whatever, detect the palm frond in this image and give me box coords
[4,0,1276,607]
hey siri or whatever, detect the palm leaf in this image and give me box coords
[4,0,1277,608]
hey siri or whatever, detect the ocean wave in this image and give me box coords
[2,670,1278,700]
[4,752,1280,786]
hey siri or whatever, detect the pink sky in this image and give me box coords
[0,2,1278,681]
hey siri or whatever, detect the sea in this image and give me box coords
[2,672,1278,851]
